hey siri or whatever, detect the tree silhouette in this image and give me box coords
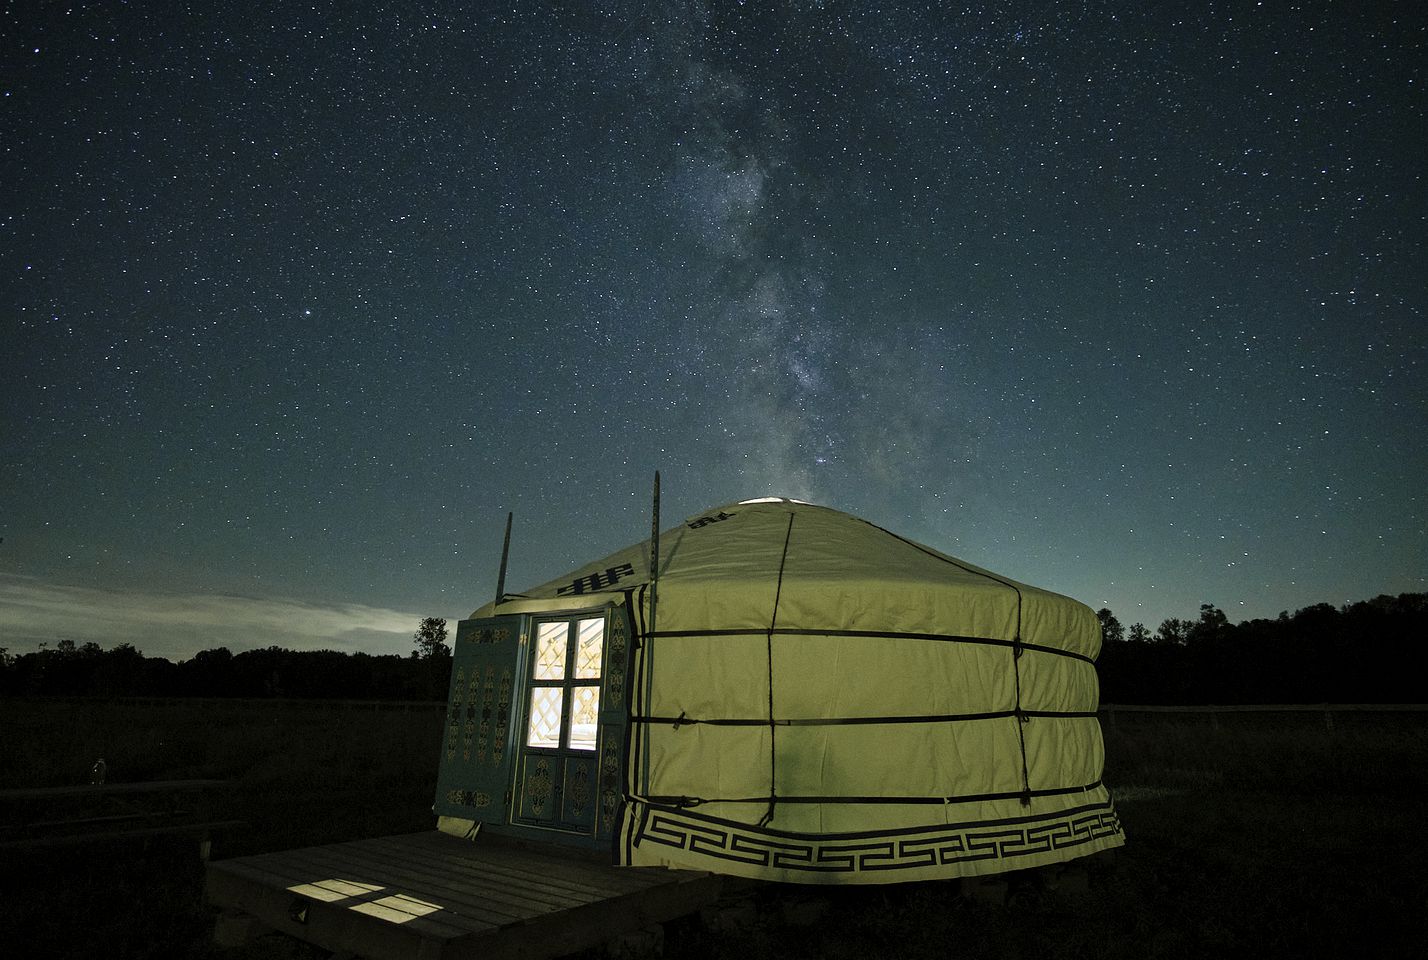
[1096,608,1125,645]
[413,617,450,660]
[1155,618,1190,646]
[1188,603,1230,645]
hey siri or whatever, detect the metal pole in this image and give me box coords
[649,471,660,635]
[494,511,513,605]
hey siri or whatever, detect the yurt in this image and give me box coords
[433,497,1124,884]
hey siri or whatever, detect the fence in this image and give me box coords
[13,697,1428,720]
[1099,702,1428,732]
[6,695,448,712]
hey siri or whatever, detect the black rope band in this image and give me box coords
[635,709,1099,727]
[644,628,1095,665]
[640,779,1104,808]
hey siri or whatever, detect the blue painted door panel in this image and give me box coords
[433,616,522,825]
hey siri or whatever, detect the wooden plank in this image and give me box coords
[362,832,629,897]
[333,840,600,911]
[397,831,677,895]
[362,833,659,900]
[444,868,723,960]
[400,831,701,899]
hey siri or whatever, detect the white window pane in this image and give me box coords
[526,688,563,749]
[567,685,599,751]
[574,617,604,679]
[533,622,567,680]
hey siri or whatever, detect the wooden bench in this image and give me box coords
[0,779,245,858]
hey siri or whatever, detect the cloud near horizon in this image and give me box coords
[0,575,435,662]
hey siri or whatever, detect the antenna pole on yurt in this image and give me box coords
[494,511,513,604]
[649,471,660,635]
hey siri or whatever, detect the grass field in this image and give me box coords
[2,700,1424,959]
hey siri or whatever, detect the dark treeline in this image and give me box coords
[1096,592,1427,704]
[2,594,1425,704]
[0,643,452,701]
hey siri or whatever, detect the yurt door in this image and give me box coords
[513,606,631,838]
[433,616,522,826]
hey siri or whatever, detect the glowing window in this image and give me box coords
[567,686,600,751]
[525,615,607,753]
[526,688,564,749]
[574,618,603,679]
[533,622,567,680]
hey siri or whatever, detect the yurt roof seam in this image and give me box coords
[757,511,797,830]
[857,516,1026,600]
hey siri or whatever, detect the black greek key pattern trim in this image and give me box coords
[634,801,1121,873]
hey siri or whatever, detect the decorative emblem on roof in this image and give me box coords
[557,562,636,595]
[687,511,736,529]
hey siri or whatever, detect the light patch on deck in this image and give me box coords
[350,893,444,924]
[286,878,384,902]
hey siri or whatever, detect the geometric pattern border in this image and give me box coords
[633,800,1122,873]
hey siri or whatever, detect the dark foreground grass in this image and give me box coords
[0,698,440,960]
[2,701,1425,959]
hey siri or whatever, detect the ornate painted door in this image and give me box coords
[433,616,521,827]
[513,605,632,840]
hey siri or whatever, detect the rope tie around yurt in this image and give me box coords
[639,780,1103,808]
[758,512,797,829]
[1012,622,1033,807]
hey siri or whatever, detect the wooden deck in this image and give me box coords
[205,830,723,959]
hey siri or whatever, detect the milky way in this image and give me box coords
[3,2,1424,658]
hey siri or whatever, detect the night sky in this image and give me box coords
[3,1,1424,660]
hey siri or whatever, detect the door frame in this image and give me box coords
[501,599,635,850]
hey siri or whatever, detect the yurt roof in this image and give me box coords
[474,497,1098,659]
